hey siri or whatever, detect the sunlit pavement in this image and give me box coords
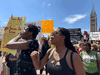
[36,70,46,75]
[36,66,49,75]
[36,69,50,75]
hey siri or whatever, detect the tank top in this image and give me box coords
[47,49,75,75]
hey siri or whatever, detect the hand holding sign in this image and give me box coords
[17,32,23,38]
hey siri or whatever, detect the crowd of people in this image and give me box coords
[0,24,100,75]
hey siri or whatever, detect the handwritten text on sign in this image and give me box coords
[39,20,54,33]
[0,17,26,55]
[90,32,100,40]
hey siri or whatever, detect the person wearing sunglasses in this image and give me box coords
[30,27,86,75]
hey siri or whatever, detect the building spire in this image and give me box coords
[11,14,13,17]
[92,4,95,13]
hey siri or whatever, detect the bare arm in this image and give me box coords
[73,53,86,75]
[30,48,52,70]
[6,35,29,50]
[38,35,43,45]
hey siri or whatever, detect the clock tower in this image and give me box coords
[90,4,97,32]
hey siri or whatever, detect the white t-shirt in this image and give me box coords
[84,35,87,40]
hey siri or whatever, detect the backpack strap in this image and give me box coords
[70,51,76,74]
[64,49,69,58]
[48,48,55,59]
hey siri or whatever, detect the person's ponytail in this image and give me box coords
[58,27,77,53]
[64,39,77,53]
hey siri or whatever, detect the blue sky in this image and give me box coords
[0,0,100,37]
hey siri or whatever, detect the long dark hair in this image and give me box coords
[27,24,40,51]
[40,37,50,60]
[58,27,77,53]
[42,37,50,48]
[84,42,91,49]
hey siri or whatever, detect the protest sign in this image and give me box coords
[39,20,54,33]
[67,28,81,41]
[90,32,100,40]
[0,27,4,40]
[0,17,26,55]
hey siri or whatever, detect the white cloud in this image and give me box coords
[3,22,7,24]
[48,17,49,18]
[48,4,51,6]
[42,14,44,15]
[63,14,86,24]
[43,3,45,4]
[47,19,51,20]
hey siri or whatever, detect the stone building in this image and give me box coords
[90,4,97,32]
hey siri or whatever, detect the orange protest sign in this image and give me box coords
[39,20,54,33]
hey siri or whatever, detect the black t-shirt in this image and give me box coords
[9,50,20,58]
[9,54,17,58]
[17,39,39,67]
[98,50,100,52]
[0,51,2,57]
[40,43,50,60]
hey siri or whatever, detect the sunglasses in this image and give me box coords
[51,31,62,36]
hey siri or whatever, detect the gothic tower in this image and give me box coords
[90,4,97,32]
